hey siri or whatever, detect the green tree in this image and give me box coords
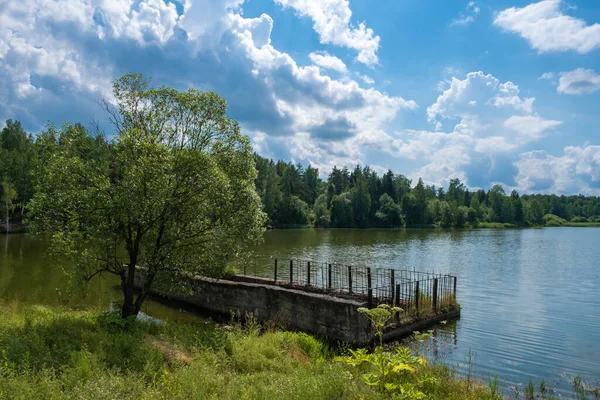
[352,173,371,227]
[30,74,266,318]
[330,192,354,228]
[313,194,330,227]
[1,179,17,232]
[454,206,469,228]
[511,190,524,226]
[375,193,402,227]
[440,201,453,228]
[488,184,506,222]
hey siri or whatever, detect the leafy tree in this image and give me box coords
[403,178,427,225]
[313,194,330,227]
[393,174,411,203]
[303,165,320,206]
[454,206,469,228]
[447,178,465,206]
[488,185,506,222]
[440,201,453,228]
[1,180,17,232]
[425,198,441,224]
[381,170,395,198]
[375,193,402,227]
[30,74,266,318]
[330,192,354,228]
[352,173,371,227]
[328,166,345,195]
[511,190,524,226]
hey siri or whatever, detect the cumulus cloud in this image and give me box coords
[274,0,380,65]
[515,145,600,194]
[407,71,562,188]
[557,68,600,94]
[427,71,536,125]
[504,115,562,141]
[308,51,347,73]
[494,0,600,53]
[0,0,416,178]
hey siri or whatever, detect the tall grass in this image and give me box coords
[0,301,597,399]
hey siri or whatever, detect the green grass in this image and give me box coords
[475,222,518,228]
[0,301,596,400]
[0,301,511,400]
[563,222,600,227]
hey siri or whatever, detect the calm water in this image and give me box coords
[1,229,600,395]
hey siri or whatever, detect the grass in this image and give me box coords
[0,301,597,400]
[476,222,518,228]
[0,301,511,400]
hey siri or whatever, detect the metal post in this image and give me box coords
[274,259,278,282]
[367,267,372,307]
[328,263,332,289]
[390,269,395,300]
[453,276,457,302]
[348,266,353,293]
[307,261,311,286]
[433,278,438,312]
[290,260,293,283]
[415,280,420,311]
[395,284,400,307]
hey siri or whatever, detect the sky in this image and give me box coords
[1,0,600,194]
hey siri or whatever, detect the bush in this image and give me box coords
[570,216,589,223]
[542,213,567,226]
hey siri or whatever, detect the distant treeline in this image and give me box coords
[254,154,600,229]
[1,119,600,231]
[0,120,110,230]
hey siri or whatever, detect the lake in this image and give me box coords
[1,228,599,396]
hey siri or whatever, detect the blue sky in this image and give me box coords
[1,0,600,194]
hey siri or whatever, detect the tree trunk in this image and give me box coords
[121,263,137,318]
[5,196,9,234]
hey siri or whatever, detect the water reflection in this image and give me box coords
[2,228,600,396]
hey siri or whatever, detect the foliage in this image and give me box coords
[28,74,266,318]
[4,115,600,232]
[543,213,568,227]
[0,303,593,400]
[337,305,432,398]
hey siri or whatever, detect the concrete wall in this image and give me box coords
[135,273,373,344]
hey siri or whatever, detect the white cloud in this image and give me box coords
[557,68,600,94]
[504,115,562,141]
[308,51,347,73]
[274,0,380,65]
[515,145,600,194]
[494,0,600,54]
[410,71,561,188]
[538,72,555,80]
[467,1,480,14]
[427,71,536,125]
[0,0,418,182]
[450,1,479,26]
[356,73,374,85]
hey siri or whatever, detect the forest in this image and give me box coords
[1,118,600,231]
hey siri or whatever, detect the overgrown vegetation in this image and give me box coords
[0,303,529,399]
[1,302,596,400]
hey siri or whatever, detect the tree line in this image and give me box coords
[253,154,600,228]
[1,120,600,232]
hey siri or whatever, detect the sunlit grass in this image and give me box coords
[0,301,596,400]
